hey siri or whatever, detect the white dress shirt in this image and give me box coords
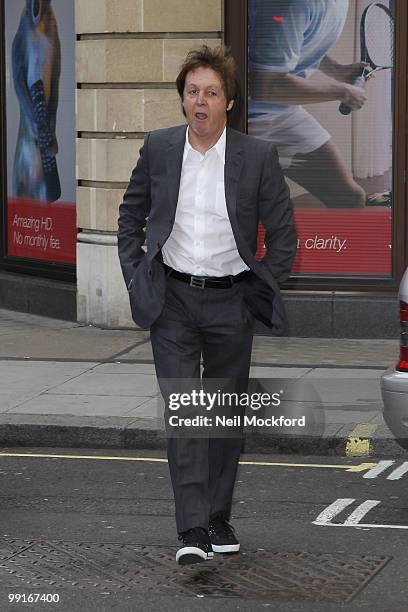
[161,126,249,277]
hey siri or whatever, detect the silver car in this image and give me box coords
[381,268,408,448]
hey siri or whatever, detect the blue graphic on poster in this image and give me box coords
[5,0,76,265]
[12,0,61,202]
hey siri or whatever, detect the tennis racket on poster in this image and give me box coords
[339,2,394,115]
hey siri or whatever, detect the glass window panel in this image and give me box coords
[248,0,394,277]
[4,0,76,265]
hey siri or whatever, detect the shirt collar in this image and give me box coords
[184,125,226,164]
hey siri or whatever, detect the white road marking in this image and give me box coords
[387,461,408,481]
[363,460,395,479]
[343,500,381,525]
[314,498,408,530]
[313,498,355,525]
[317,522,408,530]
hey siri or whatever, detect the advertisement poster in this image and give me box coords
[248,0,393,275]
[5,0,76,265]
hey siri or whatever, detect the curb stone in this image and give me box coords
[0,414,406,458]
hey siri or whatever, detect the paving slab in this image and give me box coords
[250,337,399,367]
[119,342,155,361]
[6,395,154,417]
[0,362,97,412]
[0,360,96,372]
[299,380,382,405]
[0,309,76,330]
[249,366,310,378]
[304,368,385,379]
[0,308,149,361]
[0,329,150,361]
[94,363,157,374]
[322,410,379,425]
[123,397,163,418]
[50,371,159,397]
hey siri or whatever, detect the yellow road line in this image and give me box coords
[240,461,376,472]
[0,453,168,463]
[346,424,378,457]
[0,452,376,472]
[343,462,377,473]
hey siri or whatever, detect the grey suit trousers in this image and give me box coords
[150,274,254,534]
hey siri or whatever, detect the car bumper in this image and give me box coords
[381,367,408,444]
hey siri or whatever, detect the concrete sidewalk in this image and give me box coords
[0,308,403,457]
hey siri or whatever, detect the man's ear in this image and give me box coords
[226,100,234,112]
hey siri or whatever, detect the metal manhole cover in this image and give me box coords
[0,539,390,602]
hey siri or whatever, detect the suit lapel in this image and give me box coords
[225,127,258,267]
[166,125,187,217]
[224,127,244,224]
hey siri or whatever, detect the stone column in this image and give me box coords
[75,0,223,326]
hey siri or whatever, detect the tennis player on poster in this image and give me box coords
[248,0,391,208]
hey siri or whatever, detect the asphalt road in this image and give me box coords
[0,448,407,612]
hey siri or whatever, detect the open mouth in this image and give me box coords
[195,112,208,121]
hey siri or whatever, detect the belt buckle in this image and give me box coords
[190,276,206,289]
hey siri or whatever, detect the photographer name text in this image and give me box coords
[168,415,305,427]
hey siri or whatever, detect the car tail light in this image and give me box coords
[397,301,408,371]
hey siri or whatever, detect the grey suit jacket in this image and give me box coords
[117,124,297,334]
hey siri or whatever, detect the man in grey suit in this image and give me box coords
[118,45,296,565]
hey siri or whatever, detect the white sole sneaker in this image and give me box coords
[211,543,240,553]
[176,546,214,565]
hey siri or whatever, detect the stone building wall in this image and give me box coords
[75,0,223,326]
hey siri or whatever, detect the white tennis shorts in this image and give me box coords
[248,106,331,169]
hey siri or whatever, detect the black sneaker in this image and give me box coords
[176,527,214,565]
[208,517,240,553]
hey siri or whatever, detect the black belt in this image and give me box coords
[163,264,249,289]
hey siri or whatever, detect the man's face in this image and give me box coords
[182,67,234,142]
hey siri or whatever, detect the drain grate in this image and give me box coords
[0,539,390,602]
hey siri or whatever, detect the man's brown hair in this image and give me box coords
[176,45,239,114]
